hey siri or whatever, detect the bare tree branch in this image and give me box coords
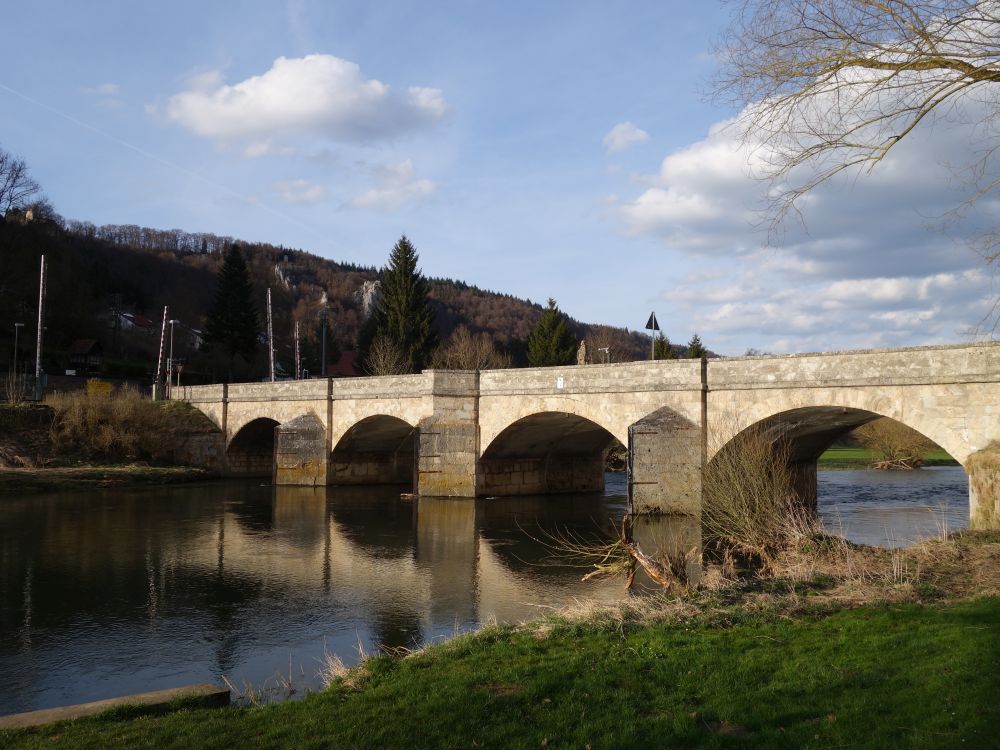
[0,145,41,215]
[713,0,1000,236]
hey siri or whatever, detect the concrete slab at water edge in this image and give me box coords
[0,683,230,729]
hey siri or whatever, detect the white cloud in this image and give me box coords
[273,179,326,205]
[602,121,649,153]
[166,55,446,145]
[351,160,436,211]
[616,92,1000,353]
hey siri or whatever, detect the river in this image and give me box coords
[0,467,968,715]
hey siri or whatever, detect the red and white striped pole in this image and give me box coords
[154,305,169,399]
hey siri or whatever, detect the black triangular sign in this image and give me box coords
[645,312,659,331]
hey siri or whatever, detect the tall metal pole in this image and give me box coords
[293,320,301,380]
[154,306,169,400]
[266,288,275,382]
[167,319,178,399]
[34,255,46,401]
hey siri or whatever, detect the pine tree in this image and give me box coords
[204,245,259,376]
[527,298,577,367]
[685,333,707,359]
[358,235,437,374]
[653,332,675,360]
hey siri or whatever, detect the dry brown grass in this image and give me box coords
[702,423,817,571]
[520,530,1000,636]
[3,371,29,404]
[45,387,213,462]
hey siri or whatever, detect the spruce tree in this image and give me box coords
[527,299,577,367]
[685,333,707,359]
[204,245,259,375]
[358,235,437,374]
[653,332,675,360]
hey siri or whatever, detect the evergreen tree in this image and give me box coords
[204,245,259,376]
[685,333,707,359]
[653,332,675,360]
[358,235,437,374]
[527,298,577,367]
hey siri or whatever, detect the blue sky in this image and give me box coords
[2,1,995,354]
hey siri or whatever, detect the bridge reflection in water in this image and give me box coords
[0,463,971,716]
[2,479,697,714]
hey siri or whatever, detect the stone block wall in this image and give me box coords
[331,451,413,485]
[275,413,327,486]
[479,454,605,496]
[416,371,481,497]
[629,407,703,515]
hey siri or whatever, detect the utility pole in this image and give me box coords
[34,255,46,401]
[167,319,179,399]
[293,320,301,380]
[266,288,275,382]
[154,306,168,400]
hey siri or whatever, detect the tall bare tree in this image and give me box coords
[714,1,1000,247]
[432,325,511,370]
[365,334,409,376]
[0,146,40,216]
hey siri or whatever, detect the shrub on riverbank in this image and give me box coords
[853,417,939,469]
[701,425,815,571]
[45,388,214,462]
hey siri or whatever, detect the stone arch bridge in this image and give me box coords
[173,343,1000,527]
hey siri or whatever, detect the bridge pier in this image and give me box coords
[968,444,1000,528]
[274,413,328,486]
[628,407,703,514]
[788,458,818,510]
[416,371,481,497]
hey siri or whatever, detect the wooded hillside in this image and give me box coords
[0,214,662,383]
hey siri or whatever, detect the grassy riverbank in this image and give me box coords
[818,446,958,469]
[0,397,220,494]
[5,531,998,749]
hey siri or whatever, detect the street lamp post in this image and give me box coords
[167,319,179,399]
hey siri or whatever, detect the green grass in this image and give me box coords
[819,446,959,469]
[3,597,998,749]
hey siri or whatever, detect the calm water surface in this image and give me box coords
[818,466,969,546]
[0,468,969,714]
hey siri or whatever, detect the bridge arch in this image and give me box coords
[227,417,279,477]
[707,390,968,465]
[707,405,963,510]
[330,414,417,487]
[479,399,628,455]
[479,411,623,496]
